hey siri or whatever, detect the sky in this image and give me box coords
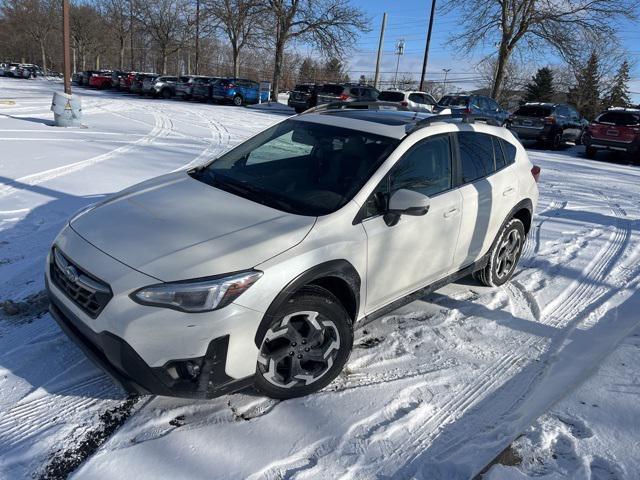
[313,0,640,103]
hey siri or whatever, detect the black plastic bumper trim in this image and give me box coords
[47,280,253,399]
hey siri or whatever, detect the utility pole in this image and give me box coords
[130,0,134,70]
[419,0,437,91]
[195,0,200,75]
[62,0,71,94]
[373,12,387,90]
[442,68,450,97]
[394,39,404,88]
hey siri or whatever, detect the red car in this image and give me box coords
[120,72,137,91]
[88,71,113,89]
[583,108,640,160]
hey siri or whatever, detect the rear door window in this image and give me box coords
[458,132,496,183]
[408,93,423,103]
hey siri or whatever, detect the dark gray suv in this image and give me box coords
[508,103,586,149]
[434,94,509,126]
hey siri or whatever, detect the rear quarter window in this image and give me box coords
[320,84,345,95]
[500,139,517,165]
[596,112,640,126]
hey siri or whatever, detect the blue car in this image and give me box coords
[212,78,269,106]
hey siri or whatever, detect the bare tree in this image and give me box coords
[138,0,190,74]
[204,0,264,78]
[2,0,58,71]
[444,0,639,100]
[476,56,529,105]
[101,0,131,70]
[266,0,369,100]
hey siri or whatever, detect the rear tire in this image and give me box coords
[162,88,172,99]
[254,285,353,399]
[233,95,243,107]
[474,218,525,287]
[548,130,562,150]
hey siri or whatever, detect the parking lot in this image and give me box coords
[1,78,640,479]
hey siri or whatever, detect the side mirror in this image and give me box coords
[384,189,430,226]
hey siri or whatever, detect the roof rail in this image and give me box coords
[406,113,501,133]
[302,101,409,114]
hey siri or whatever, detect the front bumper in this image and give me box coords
[48,287,252,398]
[46,225,264,398]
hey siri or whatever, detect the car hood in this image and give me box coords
[70,172,316,281]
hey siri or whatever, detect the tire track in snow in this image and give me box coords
[0,109,170,199]
[281,189,635,479]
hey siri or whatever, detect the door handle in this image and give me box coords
[503,187,515,196]
[444,207,458,218]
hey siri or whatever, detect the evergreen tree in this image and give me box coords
[523,67,555,102]
[298,57,316,82]
[568,52,601,120]
[603,60,631,108]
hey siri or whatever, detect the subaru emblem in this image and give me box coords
[64,265,79,283]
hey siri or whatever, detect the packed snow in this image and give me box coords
[0,78,639,480]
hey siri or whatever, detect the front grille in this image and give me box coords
[50,247,113,318]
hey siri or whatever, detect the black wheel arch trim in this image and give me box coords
[253,259,361,347]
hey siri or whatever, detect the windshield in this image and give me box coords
[514,105,553,117]
[437,95,469,107]
[191,120,399,216]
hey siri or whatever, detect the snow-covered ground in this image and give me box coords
[1,77,639,480]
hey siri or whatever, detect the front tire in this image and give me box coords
[475,218,525,287]
[254,285,353,399]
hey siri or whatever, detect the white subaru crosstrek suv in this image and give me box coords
[46,105,539,400]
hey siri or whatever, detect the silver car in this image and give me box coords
[377,90,436,112]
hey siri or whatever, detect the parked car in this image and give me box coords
[191,76,218,102]
[46,106,539,400]
[88,71,113,89]
[508,102,585,149]
[16,64,41,78]
[377,90,437,112]
[212,78,268,106]
[149,76,179,98]
[316,83,379,105]
[130,73,157,94]
[3,63,21,77]
[175,75,202,100]
[582,108,640,159]
[287,83,319,113]
[120,72,140,91]
[111,71,127,89]
[141,75,160,95]
[434,93,509,126]
[77,70,99,86]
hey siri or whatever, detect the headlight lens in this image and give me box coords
[132,271,262,312]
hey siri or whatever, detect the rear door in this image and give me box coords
[453,130,518,269]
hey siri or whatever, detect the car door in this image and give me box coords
[408,92,425,111]
[362,134,463,313]
[453,130,518,269]
[567,106,582,141]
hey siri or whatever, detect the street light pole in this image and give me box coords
[419,0,437,91]
[62,0,71,95]
[373,12,387,90]
[442,68,450,97]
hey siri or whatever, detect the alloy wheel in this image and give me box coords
[257,311,341,389]
[495,229,522,280]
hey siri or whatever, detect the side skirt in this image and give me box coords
[358,254,489,329]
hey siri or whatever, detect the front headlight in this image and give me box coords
[131,271,262,312]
